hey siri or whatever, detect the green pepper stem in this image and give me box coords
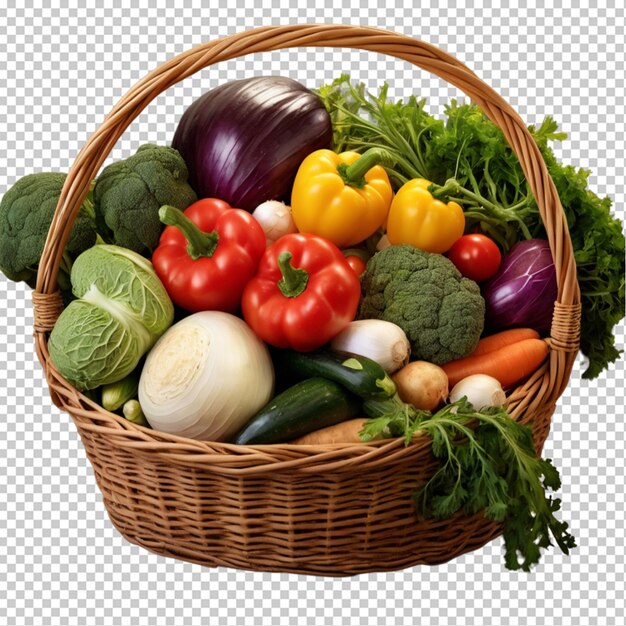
[159,205,219,260]
[338,147,393,188]
[277,251,309,298]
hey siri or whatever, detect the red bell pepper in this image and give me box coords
[152,199,266,313]
[241,233,361,351]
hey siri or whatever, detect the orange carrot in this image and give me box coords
[472,328,540,356]
[442,338,549,389]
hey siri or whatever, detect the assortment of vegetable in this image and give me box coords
[316,75,624,378]
[3,71,624,572]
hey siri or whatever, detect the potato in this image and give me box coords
[392,361,449,411]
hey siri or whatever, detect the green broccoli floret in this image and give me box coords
[0,172,97,289]
[358,245,485,365]
[93,144,196,255]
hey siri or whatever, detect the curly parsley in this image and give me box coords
[360,398,576,571]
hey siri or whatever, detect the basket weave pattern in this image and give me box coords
[32,24,580,575]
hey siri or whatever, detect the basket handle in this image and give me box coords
[33,23,581,404]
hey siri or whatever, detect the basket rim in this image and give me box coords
[31,23,581,470]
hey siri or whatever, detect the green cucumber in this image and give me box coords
[273,349,396,399]
[231,377,361,445]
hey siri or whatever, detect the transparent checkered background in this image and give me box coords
[1,1,624,625]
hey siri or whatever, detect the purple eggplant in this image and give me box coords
[172,76,332,211]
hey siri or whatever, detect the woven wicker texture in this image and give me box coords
[31,24,581,575]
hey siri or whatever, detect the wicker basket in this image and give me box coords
[31,24,581,576]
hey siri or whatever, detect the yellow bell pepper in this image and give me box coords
[386,178,465,253]
[291,148,393,248]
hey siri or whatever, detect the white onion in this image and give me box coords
[252,200,297,245]
[449,374,506,410]
[138,311,274,441]
[330,319,411,374]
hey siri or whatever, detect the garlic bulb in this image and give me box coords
[252,200,297,245]
[449,374,506,410]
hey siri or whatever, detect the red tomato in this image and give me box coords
[447,234,502,282]
[345,255,367,277]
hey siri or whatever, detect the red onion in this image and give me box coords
[482,239,558,333]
